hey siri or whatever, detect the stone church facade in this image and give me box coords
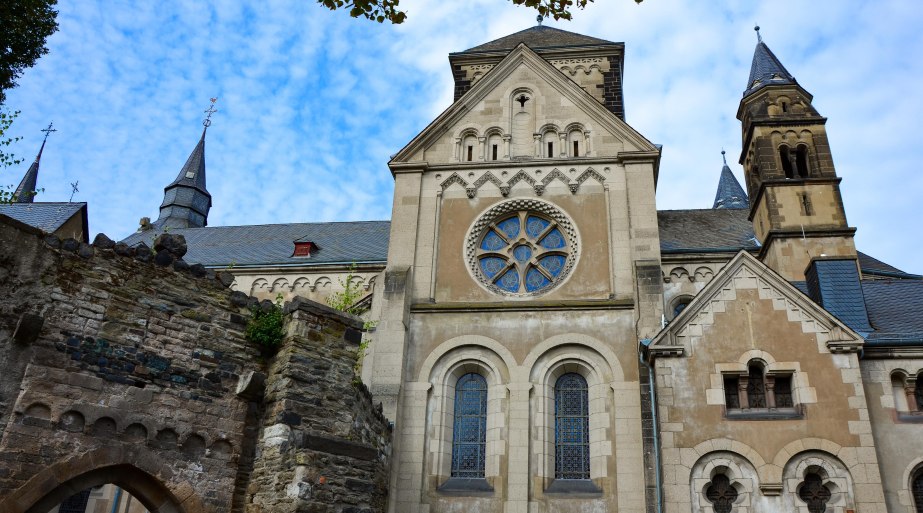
[7,24,923,513]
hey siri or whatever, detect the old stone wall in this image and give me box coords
[0,215,390,513]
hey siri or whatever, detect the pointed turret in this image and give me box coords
[743,31,797,97]
[12,141,44,203]
[712,150,748,209]
[155,127,212,229]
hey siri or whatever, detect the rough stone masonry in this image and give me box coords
[0,214,391,513]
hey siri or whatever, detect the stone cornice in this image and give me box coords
[410,298,633,313]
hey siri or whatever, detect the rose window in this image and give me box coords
[466,199,578,297]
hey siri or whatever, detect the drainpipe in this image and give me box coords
[639,338,663,513]
[109,486,123,513]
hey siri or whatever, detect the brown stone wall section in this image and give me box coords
[0,215,391,513]
[245,298,391,513]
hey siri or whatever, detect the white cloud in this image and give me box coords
[3,0,922,273]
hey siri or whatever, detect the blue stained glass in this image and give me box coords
[497,216,521,239]
[480,257,506,279]
[481,229,507,251]
[497,269,519,292]
[451,374,487,478]
[539,255,566,277]
[554,373,589,480]
[513,245,532,262]
[539,228,566,249]
[525,216,550,238]
[525,267,551,292]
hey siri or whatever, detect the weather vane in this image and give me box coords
[203,97,218,128]
[754,25,762,43]
[69,181,79,203]
[721,149,727,165]
[537,15,543,26]
[40,121,57,144]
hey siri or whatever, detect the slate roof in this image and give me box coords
[122,220,390,267]
[712,162,749,210]
[805,259,873,333]
[658,209,759,252]
[458,26,618,54]
[862,280,923,339]
[0,202,86,233]
[744,41,797,97]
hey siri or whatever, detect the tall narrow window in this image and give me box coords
[555,373,589,480]
[492,144,498,161]
[467,145,474,162]
[774,375,794,408]
[573,141,579,157]
[780,146,794,179]
[451,373,488,478]
[746,364,766,408]
[916,378,923,411]
[913,472,923,513]
[796,145,810,178]
[724,376,740,409]
[548,141,554,158]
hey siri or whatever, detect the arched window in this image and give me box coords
[746,363,766,408]
[724,361,796,415]
[913,471,923,513]
[915,377,923,411]
[451,373,488,478]
[796,145,810,178]
[555,373,589,480]
[780,146,795,179]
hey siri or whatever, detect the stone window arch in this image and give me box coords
[795,144,811,178]
[542,129,559,158]
[565,124,586,157]
[485,128,503,161]
[691,451,756,513]
[669,294,694,320]
[890,369,923,420]
[780,145,795,179]
[783,452,855,513]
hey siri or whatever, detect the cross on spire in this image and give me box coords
[721,149,727,165]
[754,25,762,43]
[40,121,56,144]
[203,97,218,128]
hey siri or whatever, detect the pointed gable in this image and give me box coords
[391,43,656,166]
[648,251,863,358]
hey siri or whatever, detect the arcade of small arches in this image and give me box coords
[454,122,591,163]
[242,273,377,297]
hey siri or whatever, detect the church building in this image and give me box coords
[119,24,923,513]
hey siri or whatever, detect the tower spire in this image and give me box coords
[154,99,216,229]
[744,28,797,97]
[712,150,748,210]
[13,122,55,203]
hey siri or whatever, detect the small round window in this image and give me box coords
[466,199,578,297]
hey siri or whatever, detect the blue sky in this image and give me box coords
[4,0,922,273]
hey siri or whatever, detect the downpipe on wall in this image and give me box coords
[639,337,663,513]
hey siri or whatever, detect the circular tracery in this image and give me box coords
[466,199,578,297]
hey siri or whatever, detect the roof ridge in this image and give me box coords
[460,25,618,54]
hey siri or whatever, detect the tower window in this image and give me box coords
[780,146,795,179]
[548,141,554,158]
[467,145,473,162]
[492,144,498,161]
[796,145,810,178]
[573,141,579,157]
[799,193,814,216]
[554,373,589,480]
[451,373,487,478]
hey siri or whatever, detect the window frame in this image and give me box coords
[723,361,801,420]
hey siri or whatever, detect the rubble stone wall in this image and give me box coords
[0,215,391,513]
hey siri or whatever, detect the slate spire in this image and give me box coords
[12,140,45,203]
[743,27,797,97]
[154,100,217,230]
[155,125,213,229]
[713,150,749,209]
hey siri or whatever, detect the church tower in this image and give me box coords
[737,29,857,280]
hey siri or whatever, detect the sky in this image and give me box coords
[4,0,922,273]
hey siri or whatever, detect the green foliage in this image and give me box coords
[317,0,641,24]
[0,0,59,105]
[246,294,286,354]
[326,264,370,315]
[1,109,23,204]
[352,320,377,384]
